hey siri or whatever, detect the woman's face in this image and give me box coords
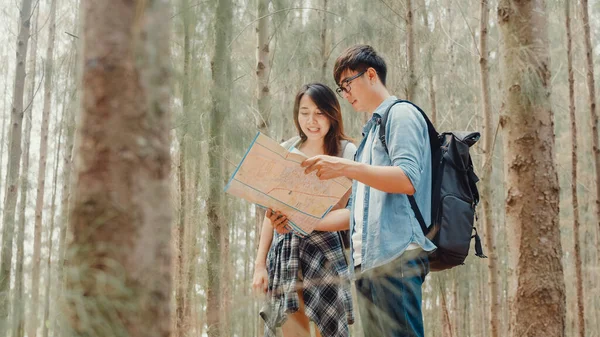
[297,94,331,142]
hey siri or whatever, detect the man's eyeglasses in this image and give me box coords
[335,70,366,98]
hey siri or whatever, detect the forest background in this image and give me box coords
[0,0,598,336]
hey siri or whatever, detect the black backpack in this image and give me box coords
[378,100,487,271]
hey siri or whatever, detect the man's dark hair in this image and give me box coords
[333,44,387,86]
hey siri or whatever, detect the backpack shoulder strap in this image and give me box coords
[377,100,440,155]
[376,100,437,236]
[408,196,429,235]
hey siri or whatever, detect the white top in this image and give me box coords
[352,130,375,266]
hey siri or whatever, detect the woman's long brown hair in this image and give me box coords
[293,83,353,156]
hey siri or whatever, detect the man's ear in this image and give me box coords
[367,67,378,83]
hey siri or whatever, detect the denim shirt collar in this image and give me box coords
[361,120,374,137]
[362,96,399,136]
[373,95,399,119]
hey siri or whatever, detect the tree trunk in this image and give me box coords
[478,261,488,337]
[255,0,270,334]
[566,2,585,336]
[497,1,566,336]
[419,0,437,126]
[49,47,76,337]
[580,0,600,256]
[256,0,271,135]
[175,0,193,333]
[439,278,454,337]
[445,0,456,125]
[405,0,416,101]
[462,269,471,336]
[42,102,63,337]
[176,139,187,337]
[54,44,77,336]
[0,57,8,200]
[0,0,33,332]
[220,198,232,336]
[319,0,329,82]
[30,0,57,335]
[206,0,233,335]
[428,78,437,126]
[580,4,600,327]
[183,164,198,333]
[479,1,500,337]
[55,0,80,289]
[193,164,205,336]
[65,1,172,336]
[451,274,459,336]
[11,7,38,337]
[243,205,252,335]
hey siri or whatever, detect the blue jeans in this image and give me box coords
[355,251,429,337]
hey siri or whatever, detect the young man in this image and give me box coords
[277,44,436,337]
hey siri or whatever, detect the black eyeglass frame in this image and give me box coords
[335,70,367,97]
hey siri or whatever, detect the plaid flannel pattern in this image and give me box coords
[261,231,354,337]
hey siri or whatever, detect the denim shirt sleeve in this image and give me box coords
[385,103,427,190]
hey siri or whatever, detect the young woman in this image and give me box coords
[252,83,356,337]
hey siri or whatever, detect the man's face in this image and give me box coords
[337,69,369,112]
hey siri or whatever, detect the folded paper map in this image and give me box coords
[224,132,352,236]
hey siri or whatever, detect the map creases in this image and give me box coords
[224,132,352,236]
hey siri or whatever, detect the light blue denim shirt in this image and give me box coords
[348,96,436,275]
